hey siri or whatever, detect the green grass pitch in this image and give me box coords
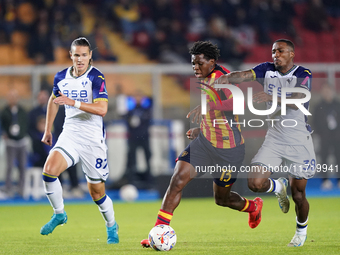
[0,197,339,254]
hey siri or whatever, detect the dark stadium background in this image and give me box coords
[0,0,339,202]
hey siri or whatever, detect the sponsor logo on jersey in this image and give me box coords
[99,81,108,95]
[82,80,88,87]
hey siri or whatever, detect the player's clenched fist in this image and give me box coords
[186,127,200,140]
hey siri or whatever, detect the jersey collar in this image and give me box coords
[70,65,92,78]
[207,64,218,78]
[277,65,296,76]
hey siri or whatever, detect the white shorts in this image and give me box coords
[51,131,109,184]
[251,135,316,179]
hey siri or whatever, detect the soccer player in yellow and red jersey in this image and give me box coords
[141,41,263,248]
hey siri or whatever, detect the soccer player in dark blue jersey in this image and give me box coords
[216,39,316,247]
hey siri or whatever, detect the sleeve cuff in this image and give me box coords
[250,69,256,81]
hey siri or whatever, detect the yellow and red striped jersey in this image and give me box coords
[200,64,244,149]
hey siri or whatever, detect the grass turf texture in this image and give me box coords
[0,197,339,254]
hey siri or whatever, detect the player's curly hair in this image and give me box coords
[189,41,220,61]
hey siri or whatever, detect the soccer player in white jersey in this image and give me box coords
[215,39,316,247]
[40,37,119,244]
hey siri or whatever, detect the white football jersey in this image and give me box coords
[252,62,312,145]
[52,65,108,145]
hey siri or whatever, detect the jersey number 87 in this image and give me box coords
[96,158,108,169]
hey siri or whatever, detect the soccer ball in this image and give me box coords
[148,225,177,251]
[119,184,138,202]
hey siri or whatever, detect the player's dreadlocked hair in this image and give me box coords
[189,41,220,61]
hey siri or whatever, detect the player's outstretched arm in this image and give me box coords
[278,92,306,110]
[253,91,306,111]
[53,91,108,117]
[253,91,272,104]
[215,70,254,85]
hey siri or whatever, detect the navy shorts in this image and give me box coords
[177,132,245,187]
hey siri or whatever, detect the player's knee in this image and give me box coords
[43,152,68,176]
[43,161,59,176]
[248,178,263,192]
[88,184,105,200]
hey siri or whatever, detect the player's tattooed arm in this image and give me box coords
[215,70,254,85]
[228,70,254,83]
[284,92,306,110]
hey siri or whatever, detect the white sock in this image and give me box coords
[43,177,64,214]
[266,178,283,193]
[95,194,115,227]
[296,217,308,235]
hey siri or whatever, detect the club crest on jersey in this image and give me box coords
[181,151,188,157]
[82,80,88,87]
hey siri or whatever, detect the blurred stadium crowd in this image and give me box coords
[110,0,340,67]
[0,0,117,65]
[0,0,340,200]
[0,0,340,68]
